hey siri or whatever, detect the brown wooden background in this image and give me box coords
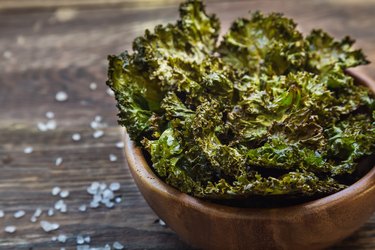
[0,0,374,249]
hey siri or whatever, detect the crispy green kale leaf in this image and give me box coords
[107,0,375,203]
[218,12,307,76]
[306,29,369,73]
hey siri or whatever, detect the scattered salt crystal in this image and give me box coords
[99,183,107,191]
[17,35,26,46]
[5,225,16,233]
[76,235,85,244]
[78,204,87,212]
[37,122,48,132]
[106,88,115,96]
[55,91,68,102]
[60,248,66,250]
[158,219,166,227]
[31,217,37,223]
[13,210,25,219]
[109,182,121,191]
[51,236,57,241]
[89,82,97,90]
[46,111,55,119]
[89,201,99,208]
[46,120,57,130]
[115,141,124,148]
[60,204,67,213]
[94,116,102,122]
[54,200,65,210]
[104,244,111,250]
[72,133,81,141]
[52,186,61,196]
[92,194,101,204]
[34,208,42,217]
[115,197,122,203]
[24,146,33,154]
[103,189,114,200]
[105,201,115,208]
[57,234,67,243]
[84,236,91,243]
[113,241,124,249]
[55,157,63,166]
[76,245,90,250]
[60,190,70,198]
[47,208,54,216]
[87,182,100,195]
[0,210,4,218]
[93,130,104,139]
[109,154,117,162]
[37,120,57,132]
[40,220,60,232]
[3,51,12,59]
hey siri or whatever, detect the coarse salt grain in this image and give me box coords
[72,133,81,141]
[46,120,57,130]
[40,220,60,232]
[113,241,124,250]
[37,122,48,132]
[57,234,67,243]
[109,154,117,162]
[0,210,4,218]
[93,130,104,139]
[55,91,68,102]
[102,189,114,200]
[106,88,115,96]
[115,141,124,148]
[89,82,97,90]
[105,201,115,208]
[54,200,65,210]
[13,210,26,219]
[24,146,33,154]
[94,115,102,122]
[3,51,13,59]
[76,245,90,250]
[84,236,91,243]
[33,208,42,217]
[78,204,87,212]
[115,197,122,203]
[55,157,63,166]
[60,190,70,198]
[52,186,61,196]
[158,219,166,227]
[89,201,99,208]
[5,226,16,233]
[46,111,55,119]
[47,208,54,216]
[109,182,121,191]
[76,235,85,244]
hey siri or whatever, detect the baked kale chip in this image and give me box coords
[107,0,373,202]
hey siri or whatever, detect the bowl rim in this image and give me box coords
[124,67,375,218]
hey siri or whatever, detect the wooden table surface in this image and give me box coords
[0,0,374,249]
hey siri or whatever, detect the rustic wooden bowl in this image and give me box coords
[123,69,375,250]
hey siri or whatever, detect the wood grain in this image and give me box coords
[0,0,374,249]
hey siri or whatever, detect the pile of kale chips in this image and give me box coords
[107,0,375,204]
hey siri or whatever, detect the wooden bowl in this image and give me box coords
[123,69,375,250]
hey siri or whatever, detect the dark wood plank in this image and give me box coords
[0,0,374,249]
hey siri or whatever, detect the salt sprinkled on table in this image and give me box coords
[72,133,81,141]
[23,146,33,154]
[55,91,68,102]
[5,225,16,233]
[40,220,60,232]
[13,210,26,219]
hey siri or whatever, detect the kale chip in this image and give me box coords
[107,0,373,202]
